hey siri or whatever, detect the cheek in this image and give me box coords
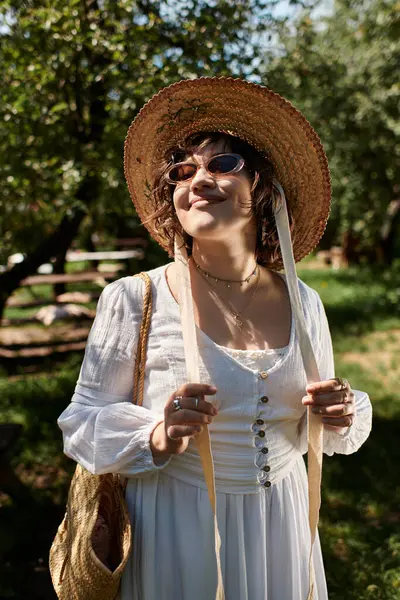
[220,179,252,212]
[172,187,191,228]
[172,186,188,212]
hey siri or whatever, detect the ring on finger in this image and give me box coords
[336,377,345,390]
[173,397,183,412]
[342,404,349,416]
[173,395,200,411]
[342,389,348,403]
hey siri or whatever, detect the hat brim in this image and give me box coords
[124,77,331,268]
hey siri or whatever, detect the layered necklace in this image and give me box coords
[192,257,260,331]
[194,260,258,288]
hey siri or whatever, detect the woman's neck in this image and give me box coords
[191,239,257,282]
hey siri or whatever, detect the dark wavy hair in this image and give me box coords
[146,132,295,267]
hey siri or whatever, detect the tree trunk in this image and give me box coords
[53,248,68,298]
[379,199,400,266]
[80,229,99,271]
[342,230,361,265]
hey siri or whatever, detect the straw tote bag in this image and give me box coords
[49,272,153,600]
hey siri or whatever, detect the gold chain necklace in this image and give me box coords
[196,263,261,330]
[192,257,258,288]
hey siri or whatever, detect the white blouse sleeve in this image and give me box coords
[57,277,171,476]
[299,288,372,456]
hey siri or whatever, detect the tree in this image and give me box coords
[0,0,279,319]
[263,0,400,264]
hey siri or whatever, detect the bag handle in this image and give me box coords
[132,272,153,408]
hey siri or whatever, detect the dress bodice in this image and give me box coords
[162,325,306,494]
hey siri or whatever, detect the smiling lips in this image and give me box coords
[190,196,225,206]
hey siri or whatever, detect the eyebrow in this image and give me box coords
[180,151,228,162]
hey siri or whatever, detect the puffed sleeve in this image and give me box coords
[299,288,373,456]
[57,277,171,475]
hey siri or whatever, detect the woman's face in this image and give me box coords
[172,139,256,243]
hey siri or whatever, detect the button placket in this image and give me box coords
[253,374,271,489]
[251,420,266,434]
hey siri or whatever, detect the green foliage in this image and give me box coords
[264,0,400,258]
[0,0,276,264]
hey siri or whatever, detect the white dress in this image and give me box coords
[58,264,372,600]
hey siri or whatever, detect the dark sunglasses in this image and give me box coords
[165,153,245,184]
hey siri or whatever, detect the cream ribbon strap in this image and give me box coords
[174,236,225,600]
[273,180,323,600]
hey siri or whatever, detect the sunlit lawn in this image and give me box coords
[297,263,400,600]
[0,261,399,599]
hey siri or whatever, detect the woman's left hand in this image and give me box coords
[302,377,355,432]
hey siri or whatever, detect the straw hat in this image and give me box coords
[124,77,331,267]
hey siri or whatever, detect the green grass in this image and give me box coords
[1,263,400,599]
[298,265,400,344]
[299,265,400,600]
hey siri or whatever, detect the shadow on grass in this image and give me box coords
[0,363,78,599]
[320,415,400,599]
[299,265,400,340]
[326,302,400,341]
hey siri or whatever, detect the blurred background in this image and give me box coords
[0,0,399,598]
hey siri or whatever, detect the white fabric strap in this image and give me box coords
[273,180,323,600]
[174,237,225,600]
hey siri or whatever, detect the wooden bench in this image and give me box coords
[20,271,118,287]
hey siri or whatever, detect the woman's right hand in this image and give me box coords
[150,383,218,461]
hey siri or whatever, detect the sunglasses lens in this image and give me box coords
[208,154,240,174]
[167,163,197,183]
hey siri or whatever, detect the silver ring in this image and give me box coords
[173,397,183,411]
[194,396,200,409]
[342,404,348,416]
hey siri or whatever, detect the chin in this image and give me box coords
[182,213,222,238]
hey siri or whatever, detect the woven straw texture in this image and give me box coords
[49,272,153,600]
[124,77,331,269]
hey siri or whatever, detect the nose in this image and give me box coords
[190,165,216,192]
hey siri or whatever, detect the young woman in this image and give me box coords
[58,78,372,600]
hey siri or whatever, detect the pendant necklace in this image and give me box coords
[195,261,261,331]
[192,258,258,288]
